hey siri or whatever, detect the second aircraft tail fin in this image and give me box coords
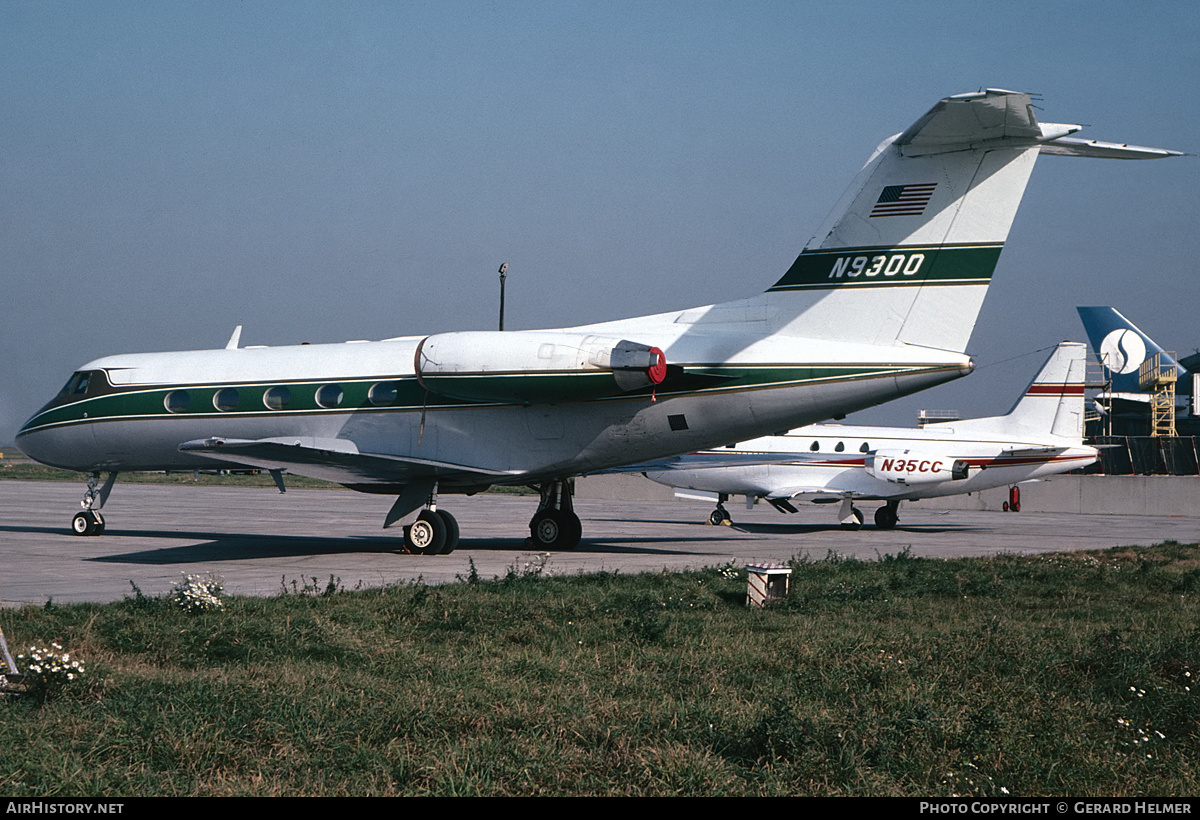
[937,342,1089,441]
[1077,306,1187,395]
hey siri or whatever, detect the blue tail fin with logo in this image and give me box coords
[1076,307,1186,395]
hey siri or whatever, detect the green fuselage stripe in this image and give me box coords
[768,243,1003,291]
[18,362,949,434]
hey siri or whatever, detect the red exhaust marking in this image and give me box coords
[648,347,667,385]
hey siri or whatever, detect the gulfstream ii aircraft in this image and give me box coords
[16,90,1180,552]
[639,342,1098,529]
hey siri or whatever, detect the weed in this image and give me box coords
[169,573,225,613]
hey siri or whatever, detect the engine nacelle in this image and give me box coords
[865,449,968,484]
[414,331,666,404]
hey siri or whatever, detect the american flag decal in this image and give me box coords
[870,183,937,217]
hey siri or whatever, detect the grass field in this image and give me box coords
[2,542,1198,796]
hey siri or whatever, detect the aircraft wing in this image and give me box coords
[765,486,845,500]
[588,450,818,474]
[178,437,519,487]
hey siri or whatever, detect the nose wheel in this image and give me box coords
[72,509,105,536]
[837,498,864,530]
[71,472,117,536]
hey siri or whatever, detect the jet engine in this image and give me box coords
[414,331,667,404]
[865,450,968,484]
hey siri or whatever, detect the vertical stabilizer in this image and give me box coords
[757,91,1179,353]
[1077,306,1186,394]
[943,342,1088,440]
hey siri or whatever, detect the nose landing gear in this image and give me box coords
[71,472,118,536]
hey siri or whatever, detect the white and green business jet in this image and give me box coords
[16,90,1180,552]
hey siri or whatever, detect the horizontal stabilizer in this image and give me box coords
[1039,138,1188,160]
[896,89,1079,156]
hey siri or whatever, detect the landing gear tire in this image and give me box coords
[874,504,899,530]
[530,509,582,550]
[709,506,732,526]
[435,510,459,555]
[840,507,864,531]
[72,510,104,536]
[404,510,447,555]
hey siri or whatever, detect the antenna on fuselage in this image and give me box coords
[498,263,508,331]
[225,325,243,350]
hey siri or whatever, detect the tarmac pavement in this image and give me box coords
[1,479,1197,606]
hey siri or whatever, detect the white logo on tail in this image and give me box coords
[1100,329,1146,374]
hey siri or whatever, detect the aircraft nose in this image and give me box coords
[15,423,52,465]
[14,414,89,471]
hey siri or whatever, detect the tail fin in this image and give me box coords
[931,340,1094,441]
[939,342,1089,440]
[1076,306,1187,395]
[761,90,1180,352]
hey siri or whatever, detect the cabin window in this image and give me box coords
[263,386,291,411]
[164,390,190,414]
[835,441,845,452]
[316,384,344,409]
[809,441,819,451]
[213,388,239,412]
[860,442,870,453]
[368,381,399,407]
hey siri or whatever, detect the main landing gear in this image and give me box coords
[71,471,118,536]
[389,478,582,554]
[528,479,582,550]
[873,500,900,530]
[708,493,733,526]
[401,484,460,555]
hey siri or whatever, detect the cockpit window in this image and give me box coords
[60,372,93,396]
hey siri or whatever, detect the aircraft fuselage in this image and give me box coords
[17,327,974,490]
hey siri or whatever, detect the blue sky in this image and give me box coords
[2,1,1198,442]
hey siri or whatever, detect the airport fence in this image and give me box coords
[1084,436,1200,476]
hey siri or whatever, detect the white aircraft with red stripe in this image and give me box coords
[642,342,1096,529]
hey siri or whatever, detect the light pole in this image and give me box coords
[498,262,508,331]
